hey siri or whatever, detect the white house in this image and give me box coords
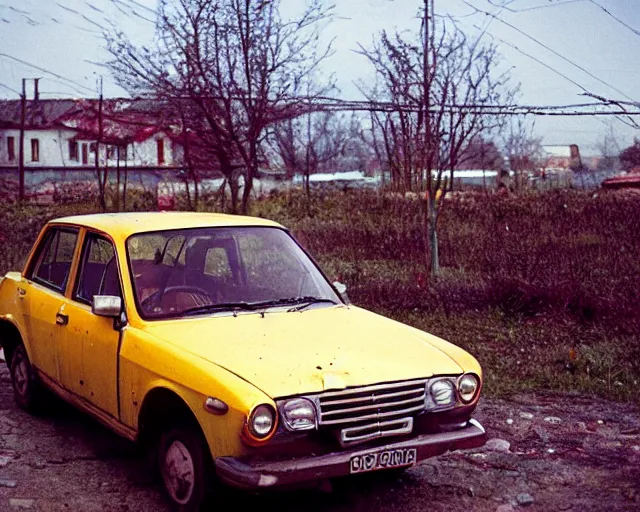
[0,99,181,170]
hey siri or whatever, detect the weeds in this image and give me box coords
[1,187,639,401]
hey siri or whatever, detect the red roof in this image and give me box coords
[602,174,640,189]
[57,99,169,144]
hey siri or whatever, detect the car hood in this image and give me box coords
[143,305,470,399]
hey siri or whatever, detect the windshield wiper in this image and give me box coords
[286,297,338,312]
[182,297,338,317]
[248,296,331,310]
[181,302,258,317]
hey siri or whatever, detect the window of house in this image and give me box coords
[82,143,88,164]
[157,138,165,165]
[7,136,15,161]
[31,139,39,162]
[68,140,78,161]
[106,145,116,160]
[89,142,97,154]
[32,228,79,292]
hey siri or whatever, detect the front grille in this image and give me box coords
[340,417,414,446]
[316,379,428,427]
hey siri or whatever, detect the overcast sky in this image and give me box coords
[0,0,638,154]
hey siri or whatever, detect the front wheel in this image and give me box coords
[10,344,44,413]
[158,426,212,512]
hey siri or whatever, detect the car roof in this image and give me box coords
[51,212,284,239]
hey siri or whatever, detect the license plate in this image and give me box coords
[350,448,417,474]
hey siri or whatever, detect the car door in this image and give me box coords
[23,227,80,383]
[61,232,123,417]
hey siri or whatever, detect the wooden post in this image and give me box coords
[123,144,128,211]
[116,146,121,211]
[96,77,105,210]
[18,78,26,201]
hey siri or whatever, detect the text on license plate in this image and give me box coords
[350,448,417,474]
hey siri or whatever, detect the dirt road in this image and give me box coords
[1,364,639,511]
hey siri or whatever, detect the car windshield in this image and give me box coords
[126,226,341,320]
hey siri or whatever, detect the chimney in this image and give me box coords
[33,78,40,101]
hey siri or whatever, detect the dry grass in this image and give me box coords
[253,188,640,401]
[2,187,639,401]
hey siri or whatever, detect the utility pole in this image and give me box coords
[18,79,26,202]
[422,0,441,277]
[423,0,434,181]
[95,76,105,210]
[116,146,121,212]
[423,0,430,187]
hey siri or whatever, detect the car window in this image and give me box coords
[162,235,185,266]
[239,232,311,297]
[127,227,340,320]
[32,228,79,292]
[75,235,122,303]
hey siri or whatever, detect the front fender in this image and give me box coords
[119,327,273,459]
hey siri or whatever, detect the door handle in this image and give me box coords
[56,313,69,326]
[17,287,26,298]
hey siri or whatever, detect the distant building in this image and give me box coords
[0,97,183,170]
[541,144,583,171]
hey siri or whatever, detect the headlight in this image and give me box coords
[458,374,480,403]
[281,398,317,431]
[248,404,276,438]
[430,379,455,406]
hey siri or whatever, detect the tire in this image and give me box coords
[10,344,44,413]
[157,425,213,512]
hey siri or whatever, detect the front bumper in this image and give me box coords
[216,419,486,489]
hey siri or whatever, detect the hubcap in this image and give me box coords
[161,440,195,505]
[13,355,29,396]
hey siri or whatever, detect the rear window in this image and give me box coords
[31,228,79,292]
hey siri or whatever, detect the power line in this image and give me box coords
[453,4,640,129]
[39,91,84,97]
[72,94,640,116]
[490,0,640,37]
[0,81,21,96]
[1,0,153,33]
[6,91,638,115]
[119,0,155,14]
[0,53,95,94]
[462,1,638,103]
[107,0,133,17]
[478,27,588,93]
[487,0,587,13]
[86,2,105,14]
[0,4,29,15]
[112,0,154,23]
[479,31,639,128]
[586,0,640,38]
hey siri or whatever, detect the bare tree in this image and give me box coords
[503,116,544,187]
[619,137,640,172]
[271,111,354,182]
[359,8,517,276]
[595,121,621,171]
[106,0,333,213]
[461,136,503,170]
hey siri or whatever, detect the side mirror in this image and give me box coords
[92,295,122,317]
[333,281,350,304]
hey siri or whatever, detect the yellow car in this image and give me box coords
[0,212,485,511]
